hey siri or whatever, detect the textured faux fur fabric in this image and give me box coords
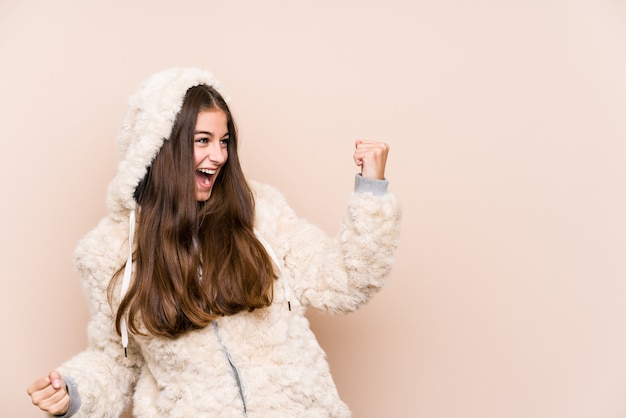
[56,68,401,417]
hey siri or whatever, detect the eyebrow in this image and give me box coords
[194,131,230,137]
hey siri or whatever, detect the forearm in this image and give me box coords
[286,177,401,313]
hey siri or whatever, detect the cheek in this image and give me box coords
[194,150,203,166]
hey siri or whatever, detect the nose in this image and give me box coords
[206,141,226,164]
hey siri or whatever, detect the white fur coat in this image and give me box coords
[55,68,401,417]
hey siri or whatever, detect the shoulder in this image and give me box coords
[75,215,128,256]
[249,180,297,235]
[249,180,287,204]
[73,215,128,286]
[249,180,295,216]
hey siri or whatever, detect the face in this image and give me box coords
[193,109,229,201]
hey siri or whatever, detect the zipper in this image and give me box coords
[253,229,292,311]
[212,321,247,416]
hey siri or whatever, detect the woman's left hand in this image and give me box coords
[353,140,390,180]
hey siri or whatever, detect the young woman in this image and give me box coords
[27,68,401,417]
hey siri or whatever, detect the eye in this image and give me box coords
[195,137,209,144]
[220,137,230,146]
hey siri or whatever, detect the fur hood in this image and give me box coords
[106,67,228,216]
[103,68,233,354]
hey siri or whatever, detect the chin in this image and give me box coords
[196,191,211,202]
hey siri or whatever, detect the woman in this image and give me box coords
[27,67,401,417]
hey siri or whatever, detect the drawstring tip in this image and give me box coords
[287,301,291,311]
[124,347,128,358]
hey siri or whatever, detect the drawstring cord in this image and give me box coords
[120,208,136,357]
[254,229,292,311]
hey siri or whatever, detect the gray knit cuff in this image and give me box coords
[354,174,389,196]
[55,376,81,417]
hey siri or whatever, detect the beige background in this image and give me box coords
[2,0,625,417]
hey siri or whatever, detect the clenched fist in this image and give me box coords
[27,370,70,415]
[353,140,390,180]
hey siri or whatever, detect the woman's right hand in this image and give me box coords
[27,370,70,415]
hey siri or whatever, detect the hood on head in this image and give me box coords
[110,68,229,356]
[106,67,229,217]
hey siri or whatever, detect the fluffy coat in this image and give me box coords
[56,68,401,417]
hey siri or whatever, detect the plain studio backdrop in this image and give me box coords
[2,1,625,417]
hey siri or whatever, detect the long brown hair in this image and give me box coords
[111,84,275,339]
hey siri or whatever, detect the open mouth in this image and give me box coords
[196,168,216,187]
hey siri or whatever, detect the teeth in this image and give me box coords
[198,168,216,175]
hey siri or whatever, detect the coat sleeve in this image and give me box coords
[258,183,401,314]
[56,216,144,417]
